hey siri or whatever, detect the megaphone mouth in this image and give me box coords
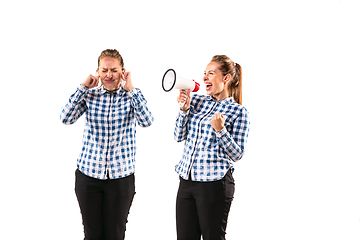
[162,69,176,92]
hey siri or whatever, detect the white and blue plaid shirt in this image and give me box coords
[174,94,250,182]
[60,84,154,180]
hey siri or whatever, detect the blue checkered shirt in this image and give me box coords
[60,84,154,180]
[174,95,250,182]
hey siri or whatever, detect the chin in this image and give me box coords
[104,82,120,90]
[205,90,213,96]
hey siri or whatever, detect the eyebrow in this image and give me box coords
[101,67,118,70]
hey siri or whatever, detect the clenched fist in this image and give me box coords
[211,113,225,133]
[82,74,100,89]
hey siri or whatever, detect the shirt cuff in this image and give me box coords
[179,108,190,116]
[215,127,227,139]
[127,88,138,97]
[78,84,89,93]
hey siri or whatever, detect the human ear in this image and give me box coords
[223,74,231,83]
[120,68,126,80]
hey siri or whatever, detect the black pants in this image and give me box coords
[176,171,235,240]
[75,169,135,240]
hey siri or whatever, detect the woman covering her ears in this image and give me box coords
[60,49,154,240]
[174,55,250,240]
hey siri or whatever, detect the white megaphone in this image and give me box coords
[162,69,200,107]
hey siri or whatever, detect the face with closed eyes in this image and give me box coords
[97,57,125,91]
[203,62,230,101]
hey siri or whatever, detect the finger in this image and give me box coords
[124,72,130,80]
[177,91,183,103]
[180,91,187,99]
[88,76,94,86]
[120,72,125,80]
[92,79,98,87]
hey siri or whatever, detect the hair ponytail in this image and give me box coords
[234,63,242,105]
[211,55,243,105]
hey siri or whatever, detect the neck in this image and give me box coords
[104,86,120,92]
[212,91,229,101]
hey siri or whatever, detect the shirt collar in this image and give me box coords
[206,95,234,104]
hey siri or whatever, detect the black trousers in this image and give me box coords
[176,171,235,240]
[75,169,135,240]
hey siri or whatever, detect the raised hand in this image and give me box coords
[177,89,191,111]
[121,71,135,92]
[82,74,100,89]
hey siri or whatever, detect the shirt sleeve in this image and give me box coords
[174,109,190,142]
[60,84,88,125]
[215,108,250,162]
[127,88,154,128]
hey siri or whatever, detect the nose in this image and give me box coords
[203,73,209,82]
[106,71,112,78]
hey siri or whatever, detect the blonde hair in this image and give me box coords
[98,49,124,69]
[211,55,242,105]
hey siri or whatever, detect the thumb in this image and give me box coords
[120,71,126,80]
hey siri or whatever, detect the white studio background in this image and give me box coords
[1,0,359,239]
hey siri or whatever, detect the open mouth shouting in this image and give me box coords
[205,82,213,92]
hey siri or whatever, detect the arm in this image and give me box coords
[60,84,88,125]
[128,89,154,128]
[212,109,250,162]
[120,71,153,127]
[174,109,190,142]
[174,89,192,142]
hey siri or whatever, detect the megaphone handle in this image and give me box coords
[178,88,189,108]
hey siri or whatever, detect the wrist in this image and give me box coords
[79,84,89,92]
[81,83,89,89]
[127,86,135,92]
[181,107,189,112]
[215,127,226,137]
[216,128,223,133]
